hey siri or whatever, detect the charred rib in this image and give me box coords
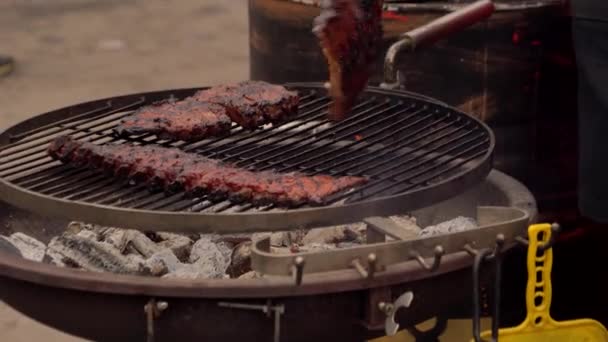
[313,0,384,121]
[114,81,299,141]
[47,136,367,207]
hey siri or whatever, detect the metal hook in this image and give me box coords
[514,223,560,251]
[406,316,448,342]
[538,223,560,253]
[292,256,305,286]
[410,246,444,272]
[472,244,502,342]
[351,253,378,279]
[144,298,168,342]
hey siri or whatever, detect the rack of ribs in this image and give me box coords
[193,81,300,129]
[313,0,384,121]
[114,81,300,141]
[47,136,367,207]
[113,99,232,141]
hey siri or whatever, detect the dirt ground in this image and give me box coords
[0,1,247,340]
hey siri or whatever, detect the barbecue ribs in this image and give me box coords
[313,0,384,121]
[193,81,299,129]
[47,136,367,207]
[114,81,299,141]
[114,99,232,141]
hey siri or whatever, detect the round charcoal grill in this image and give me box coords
[0,84,493,233]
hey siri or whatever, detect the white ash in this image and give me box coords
[127,230,162,258]
[104,228,129,252]
[238,271,261,279]
[146,249,181,274]
[48,235,146,275]
[185,236,232,278]
[156,234,193,262]
[5,233,46,262]
[418,216,478,237]
[44,248,67,267]
[76,229,99,241]
[0,236,22,257]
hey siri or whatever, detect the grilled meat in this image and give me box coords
[313,0,384,121]
[114,81,299,141]
[193,81,299,129]
[114,99,232,141]
[48,136,367,207]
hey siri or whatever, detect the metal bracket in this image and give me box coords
[470,235,504,342]
[218,300,285,342]
[378,291,415,336]
[406,316,448,342]
[144,298,169,342]
[515,223,560,252]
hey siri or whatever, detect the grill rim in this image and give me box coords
[0,83,495,233]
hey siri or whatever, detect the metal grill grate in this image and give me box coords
[0,84,493,232]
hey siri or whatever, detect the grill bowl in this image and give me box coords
[0,170,536,342]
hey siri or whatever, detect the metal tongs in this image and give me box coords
[380,0,495,90]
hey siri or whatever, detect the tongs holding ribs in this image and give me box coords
[314,0,495,121]
[313,0,384,121]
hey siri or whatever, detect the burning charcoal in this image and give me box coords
[127,230,161,258]
[44,248,67,267]
[145,249,182,276]
[238,271,261,279]
[7,233,46,262]
[302,225,360,245]
[389,215,421,235]
[187,236,231,278]
[48,235,146,275]
[296,243,336,253]
[162,264,210,280]
[66,221,85,235]
[192,235,232,264]
[418,216,478,238]
[214,233,252,245]
[227,241,252,278]
[76,229,99,241]
[0,236,22,257]
[336,241,361,249]
[103,229,129,252]
[156,233,193,262]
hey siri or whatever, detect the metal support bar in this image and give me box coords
[471,235,504,342]
[144,298,168,342]
[218,300,285,342]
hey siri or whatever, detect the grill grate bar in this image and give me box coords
[202,100,334,156]
[273,106,433,173]
[42,172,108,198]
[178,97,331,154]
[0,98,145,156]
[196,98,374,159]
[2,102,114,148]
[354,141,489,202]
[334,134,488,202]
[26,168,93,193]
[230,100,395,166]
[312,117,458,175]
[63,178,118,201]
[86,183,145,204]
[75,181,132,203]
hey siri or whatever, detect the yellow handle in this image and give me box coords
[524,223,555,329]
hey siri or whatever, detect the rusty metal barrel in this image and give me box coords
[248,0,576,218]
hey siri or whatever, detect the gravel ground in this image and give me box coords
[0,1,247,340]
